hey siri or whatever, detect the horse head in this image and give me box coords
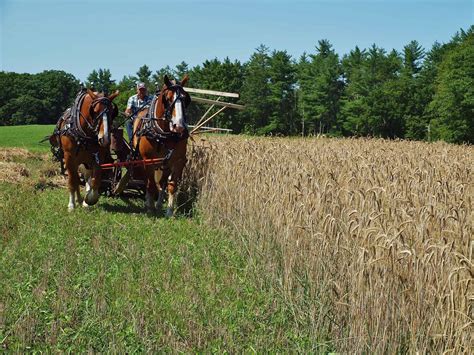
[157,75,190,135]
[86,89,120,147]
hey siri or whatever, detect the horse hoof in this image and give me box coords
[68,205,75,212]
[85,191,99,206]
[165,208,174,218]
[82,201,90,208]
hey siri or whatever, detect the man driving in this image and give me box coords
[125,82,152,142]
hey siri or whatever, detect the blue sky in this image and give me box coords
[1,0,472,81]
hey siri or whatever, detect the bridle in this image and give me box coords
[160,85,190,123]
[133,84,190,144]
[80,96,113,135]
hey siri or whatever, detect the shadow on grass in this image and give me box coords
[98,185,198,218]
[99,197,190,219]
[100,197,145,215]
[176,189,197,218]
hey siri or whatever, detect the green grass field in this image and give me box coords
[0,125,54,152]
[0,125,325,352]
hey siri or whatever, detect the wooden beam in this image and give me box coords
[191,96,245,110]
[192,129,229,135]
[191,106,227,134]
[194,97,220,128]
[188,125,233,132]
[186,87,239,98]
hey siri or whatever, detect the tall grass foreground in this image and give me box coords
[184,136,473,353]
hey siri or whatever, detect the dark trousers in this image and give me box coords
[125,119,134,142]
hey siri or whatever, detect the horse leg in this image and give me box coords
[165,181,177,218]
[154,168,168,212]
[84,168,92,192]
[76,185,83,205]
[166,157,187,218]
[80,165,93,207]
[145,166,158,213]
[64,154,79,211]
[84,167,102,206]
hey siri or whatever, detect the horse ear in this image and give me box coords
[180,74,189,87]
[164,75,172,88]
[108,90,120,101]
[112,102,119,118]
[87,89,97,100]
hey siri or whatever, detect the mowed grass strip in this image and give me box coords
[0,125,331,351]
[0,132,327,352]
[0,182,323,352]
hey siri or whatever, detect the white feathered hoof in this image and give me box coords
[82,200,90,208]
[84,190,99,206]
[68,192,75,211]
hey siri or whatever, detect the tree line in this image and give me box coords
[0,26,472,144]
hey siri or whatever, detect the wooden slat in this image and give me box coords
[194,97,220,128]
[192,129,228,135]
[188,125,233,132]
[191,96,245,110]
[186,87,239,98]
[191,106,227,134]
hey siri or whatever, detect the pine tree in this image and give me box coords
[267,50,297,134]
[241,45,272,134]
[136,64,152,88]
[429,29,474,143]
[341,45,403,138]
[401,41,429,140]
[298,40,343,135]
[340,46,369,135]
[402,40,424,76]
[85,68,115,94]
[174,61,189,82]
[152,66,174,88]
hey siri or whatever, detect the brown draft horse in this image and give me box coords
[51,89,119,211]
[133,75,190,216]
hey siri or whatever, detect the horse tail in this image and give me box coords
[38,134,59,147]
[47,133,60,147]
[39,135,51,144]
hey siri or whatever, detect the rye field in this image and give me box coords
[186,135,473,353]
[1,125,473,352]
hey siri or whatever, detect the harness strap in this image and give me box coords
[53,90,99,149]
[135,89,190,145]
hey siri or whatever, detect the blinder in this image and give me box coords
[88,96,113,133]
[162,85,191,122]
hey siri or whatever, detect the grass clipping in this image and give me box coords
[0,147,66,188]
[0,147,33,162]
[0,148,31,183]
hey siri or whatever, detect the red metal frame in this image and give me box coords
[100,158,165,170]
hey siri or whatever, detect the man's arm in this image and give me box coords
[125,96,134,116]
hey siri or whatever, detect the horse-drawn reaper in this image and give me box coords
[50,75,243,216]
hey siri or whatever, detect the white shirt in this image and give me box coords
[126,94,153,119]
